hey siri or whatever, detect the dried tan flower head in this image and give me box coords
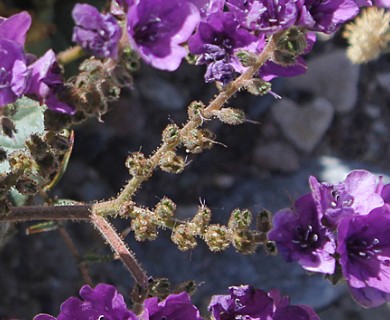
[343,7,390,64]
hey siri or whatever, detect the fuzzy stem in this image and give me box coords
[57,46,85,65]
[90,213,148,287]
[95,34,279,214]
[3,205,92,222]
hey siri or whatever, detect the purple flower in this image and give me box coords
[298,0,359,33]
[268,289,321,320]
[337,206,390,307]
[268,194,336,274]
[208,285,273,319]
[26,49,74,114]
[189,0,225,17]
[72,3,122,59]
[34,283,137,320]
[309,170,384,227]
[188,12,256,83]
[0,11,31,45]
[227,0,300,34]
[0,39,29,106]
[208,285,320,320]
[140,292,203,320]
[127,0,200,71]
[375,0,390,7]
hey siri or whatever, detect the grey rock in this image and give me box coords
[138,76,186,110]
[285,50,360,113]
[272,97,334,152]
[253,141,300,173]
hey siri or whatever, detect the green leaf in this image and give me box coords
[0,97,45,174]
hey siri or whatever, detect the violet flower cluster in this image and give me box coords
[0,12,73,114]
[268,169,390,307]
[208,285,320,320]
[72,0,365,84]
[34,283,320,320]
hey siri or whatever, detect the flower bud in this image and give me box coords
[171,224,197,251]
[211,108,245,126]
[264,241,277,255]
[182,129,215,154]
[155,197,176,222]
[159,151,185,174]
[228,209,252,231]
[187,101,205,125]
[257,209,272,233]
[45,131,72,155]
[1,117,17,139]
[131,209,158,241]
[162,124,180,146]
[236,50,257,67]
[15,177,38,195]
[191,205,212,234]
[26,134,48,161]
[203,224,231,252]
[232,230,259,254]
[8,151,36,175]
[126,152,152,177]
[243,79,272,96]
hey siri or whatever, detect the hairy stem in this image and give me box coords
[94,34,279,216]
[3,205,92,222]
[57,45,85,65]
[90,213,148,287]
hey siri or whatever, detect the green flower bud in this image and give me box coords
[155,197,176,222]
[171,224,197,251]
[228,209,252,231]
[203,224,231,252]
[159,151,185,174]
[232,230,258,254]
[211,108,245,126]
[162,124,180,146]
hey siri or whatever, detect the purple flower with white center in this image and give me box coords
[0,39,29,107]
[0,11,31,45]
[226,0,300,34]
[268,194,336,274]
[72,3,122,59]
[298,0,359,34]
[309,170,384,227]
[26,49,74,114]
[34,283,137,320]
[208,285,320,320]
[337,206,390,307]
[188,12,256,83]
[140,292,203,320]
[127,0,200,71]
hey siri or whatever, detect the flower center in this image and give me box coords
[0,67,10,89]
[134,17,162,44]
[347,237,381,259]
[292,224,319,249]
[330,189,353,208]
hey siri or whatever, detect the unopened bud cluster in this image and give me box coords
[0,129,73,214]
